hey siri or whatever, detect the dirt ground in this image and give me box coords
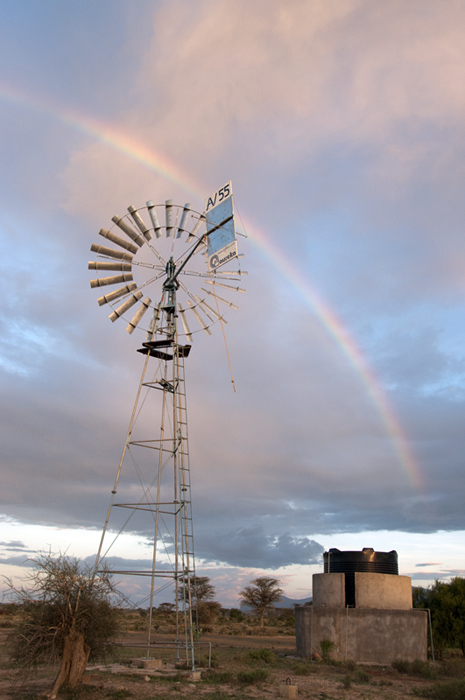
[0,629,450,699]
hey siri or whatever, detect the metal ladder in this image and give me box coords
[172,342,197,667]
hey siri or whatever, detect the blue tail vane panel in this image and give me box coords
[205,181,237,271]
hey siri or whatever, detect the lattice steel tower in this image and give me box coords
[88,183,244,669]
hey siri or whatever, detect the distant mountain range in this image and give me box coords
[240,595,312,610]
[274,595,312,608]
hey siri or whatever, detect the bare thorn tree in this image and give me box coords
[5,553,122,699]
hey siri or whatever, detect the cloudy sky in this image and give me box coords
[1,0,465,606]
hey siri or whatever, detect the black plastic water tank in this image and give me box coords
[323,548,398,607]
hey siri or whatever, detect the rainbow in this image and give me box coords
[244,225,422,489]
[1,81,423,489]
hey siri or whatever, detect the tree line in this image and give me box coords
[413,577,465,658]
[181,573,283,629]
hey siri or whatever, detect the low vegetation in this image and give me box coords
[415,679,465,700]
[392,658,438,679]
[1,571,465,698]
[1,601,465,700]
[319,637,336,663]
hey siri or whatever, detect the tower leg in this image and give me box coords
[94,337,197,669]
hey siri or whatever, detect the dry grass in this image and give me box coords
[1,605,464,699]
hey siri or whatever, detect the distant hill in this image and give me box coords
[240,594,311,611]
[274,595,312,608]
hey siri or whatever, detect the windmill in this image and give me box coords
[88,183,245,669]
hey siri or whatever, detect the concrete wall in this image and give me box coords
[312,571,412,610]
[295,606,428,664]
[313,573,345,607]
[355,572,412,610]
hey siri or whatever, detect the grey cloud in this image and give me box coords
[84,555,152,571]
[197,525,324,568]
[0,556,32,568]
[409,569,465,583]
[0,542,31,554]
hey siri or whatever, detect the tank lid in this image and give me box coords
[326,548,396,555]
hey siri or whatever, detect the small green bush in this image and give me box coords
[341,675,352,689]
[60,684,130,700]
[319,638,335,662]
[153,671,186,684]
[204,670,235,684]
[340,669,371,689]
[415,678,465,700]
[294,661,318,676]
[393,658,437,679]
[439,659,465,679]
[392,658,410,674]
[237,668,269,684]
[248,648,275,664]
[352,669,371,683]
[411,659,438,679]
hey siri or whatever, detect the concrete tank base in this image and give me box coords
[295,606,428,664]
